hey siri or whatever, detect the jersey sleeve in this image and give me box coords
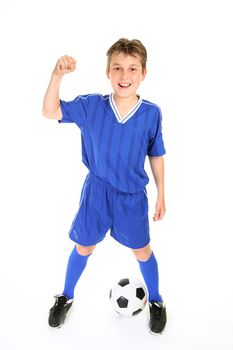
[147,108,166,156]
[58,95,88,128]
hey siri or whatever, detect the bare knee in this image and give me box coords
[132,244,152,261]
[76,244,96,256]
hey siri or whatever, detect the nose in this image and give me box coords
[121,70,128,79]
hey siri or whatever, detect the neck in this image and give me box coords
[112,93,139,108]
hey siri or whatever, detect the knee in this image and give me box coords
[76,244,96,256]
[132,244,152,261]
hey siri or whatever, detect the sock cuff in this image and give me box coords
[72,246,92,259]
[137,251,154,264]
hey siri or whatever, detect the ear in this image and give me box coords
[106,67,110,79]
[141,68,147,81]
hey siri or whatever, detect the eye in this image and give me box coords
[130,68,137,71]
[113,67,120,71]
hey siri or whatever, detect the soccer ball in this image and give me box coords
[109,278,148,317]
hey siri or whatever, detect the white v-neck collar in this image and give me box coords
[109,93,143,124]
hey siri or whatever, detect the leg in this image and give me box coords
[62,244,96,299]
[132,244,167,334]
[132,244,162,302]
[49,244,95,328]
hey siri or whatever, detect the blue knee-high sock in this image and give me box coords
[62,246,91,300]
[137,252,163,303]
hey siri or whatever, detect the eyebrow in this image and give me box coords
[112,63,140,67]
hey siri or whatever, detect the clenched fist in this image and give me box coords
[53,55,77,76]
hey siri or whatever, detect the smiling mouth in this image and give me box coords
[118,83,131,88]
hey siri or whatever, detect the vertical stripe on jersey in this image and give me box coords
[124,116,140,191]
[134,114,149,187]
[104,117,115,182]
[85,107,98,174]
[114,125,127,189]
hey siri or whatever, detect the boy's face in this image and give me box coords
[106,53,147,99]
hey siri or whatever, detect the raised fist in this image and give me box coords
[53,55,76,76]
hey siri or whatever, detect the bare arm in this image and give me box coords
[148,155,166,221]
[42,55,76,120]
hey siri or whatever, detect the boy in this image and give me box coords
[42,38,167,334]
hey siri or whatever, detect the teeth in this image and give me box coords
[119,83,131,87]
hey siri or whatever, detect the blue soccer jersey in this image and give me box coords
[59,93,165,193]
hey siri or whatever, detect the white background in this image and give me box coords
[0,0,233,349]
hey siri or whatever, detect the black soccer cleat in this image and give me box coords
[149,301,167,334]
[48,294,73,328]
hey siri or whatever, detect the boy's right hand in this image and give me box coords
[52,55,77,76]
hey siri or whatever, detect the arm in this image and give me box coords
[148,155,166,221]
[42,55,76,120]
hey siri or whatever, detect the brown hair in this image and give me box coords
[106,38,147,72]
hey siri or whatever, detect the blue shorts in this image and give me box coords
[68,172,150,249]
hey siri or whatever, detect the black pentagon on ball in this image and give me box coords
[132,308,142,316]
[109,289,112,299]
[118,278,130,287]
[117,296,128,308]
[136,287,146,300]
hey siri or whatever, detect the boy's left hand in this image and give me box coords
[153,198,166,221]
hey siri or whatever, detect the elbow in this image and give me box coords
[42,105,50,118]
[42,107,54,119]
[42,102,61,119]
[42,109,48,118]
